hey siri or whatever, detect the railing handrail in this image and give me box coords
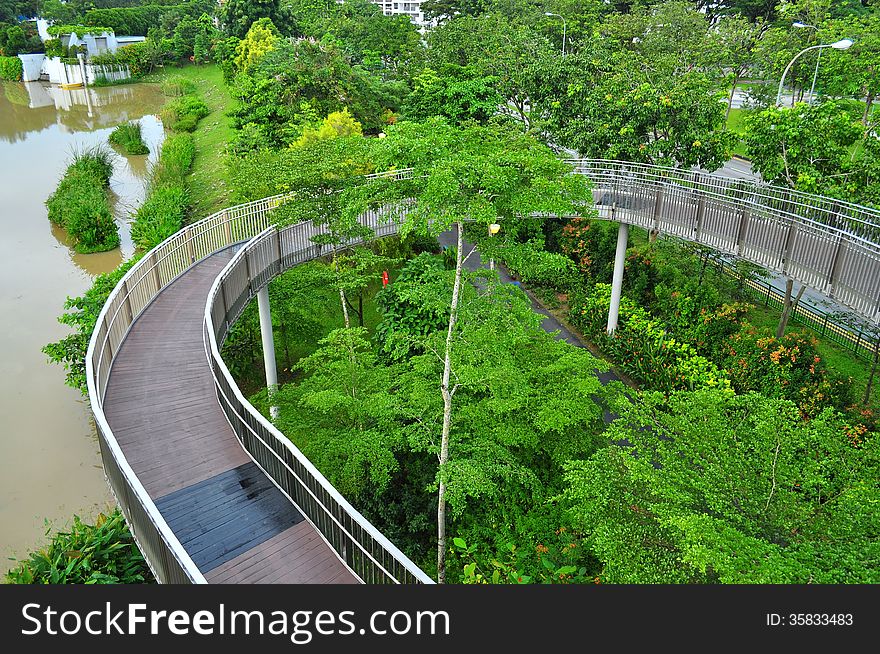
[568,159,880,237]
[86,157,880,584]
[85,192,292,584]
[203,225,434,584]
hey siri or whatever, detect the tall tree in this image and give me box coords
[352,119,594,582]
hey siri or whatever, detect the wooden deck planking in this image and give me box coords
[102,251,358,584]
[206,523,358,584]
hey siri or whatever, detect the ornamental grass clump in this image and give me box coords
[45,147,119,253]
[162,95,209,132]
[108,121,149,155]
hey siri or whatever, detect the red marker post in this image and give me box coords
[382,270,389,287]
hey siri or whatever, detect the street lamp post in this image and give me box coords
[776,39,853,107]
[544,12,566,57]
[488,223,501,271]
[793,22,821,104]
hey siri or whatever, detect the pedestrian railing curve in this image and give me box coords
[86,158,880,583]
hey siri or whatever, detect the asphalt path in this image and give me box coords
[437,229,623,425]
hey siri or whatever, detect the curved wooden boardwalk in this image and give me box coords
[102,249,357,584]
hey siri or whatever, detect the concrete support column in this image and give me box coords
[257,285,279,419]
[607,222,629,335]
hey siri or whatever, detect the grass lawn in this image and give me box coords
[726,107,751,158]
[144,64,234,219]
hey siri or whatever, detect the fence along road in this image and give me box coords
[86,161,880,584]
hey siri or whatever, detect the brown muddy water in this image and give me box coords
[0,80,166,571]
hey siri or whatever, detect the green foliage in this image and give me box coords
[131,183,189,249]
[47,24,112,38]
[744,100,864,192]
[402,66,503,126]
[232,16,278,73]
[43,256,141,394]
[299,0,420,69]
[108,121,149,155]
[45,147,119,253]
[219,0,293,39]
[273,327,407,500]
[563,389,880,583]
[489,238,577,291]
[160,75,197,97]
[5,510,153,584]
[719,328,854,418]
[84,1,215,37]
[0,53,21,80]
[90,37,169,77]
[229,38,404,147]
[162,94,209,132]
[571,283,731,393]
[150,132,195,186]
[231,135,374,202]
[130,132,194,249]
[373,253,451,361]
[292,108,363,149]
[559,216,619,281]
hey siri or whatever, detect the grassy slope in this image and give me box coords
[145,64,234,219]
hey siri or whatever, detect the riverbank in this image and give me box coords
[143,64,234,219]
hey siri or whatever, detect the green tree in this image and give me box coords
[402,66,503,125]
[273,328,407,500]
[219,0,293,39]
[743,99,863,191]
[233,16,279,73]
[562,389,880,583]
[355,119,594,582]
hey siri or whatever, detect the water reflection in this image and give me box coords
[0,81,165,143]
[0,79,166,567]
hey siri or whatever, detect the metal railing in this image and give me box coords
[204,212,434,584]
[86,157,880,584]
[570,159,880,323]
[85,193,290,584]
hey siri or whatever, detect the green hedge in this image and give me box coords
[0,55,22,81]
[47,25,112,38]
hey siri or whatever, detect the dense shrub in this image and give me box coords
[162,94,209,132]
[91,41,157,77]
[559,216,619,281]
[5,509,153,584]
[373,253,450,361]
[491,239,578,291]
[131,183,189,249]
[109,121,149,155]
[45,148,119,253]
[151,132,195,186]
[720,328,854,418]
[571,283,730,393]
[0,55,22,80]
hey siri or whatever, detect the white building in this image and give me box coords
[372,1,430,29]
